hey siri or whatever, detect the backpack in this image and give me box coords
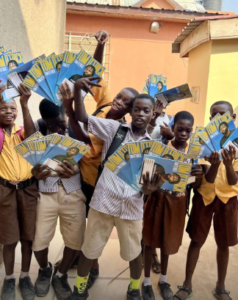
[95,124,129,184]
[0,126,24,153]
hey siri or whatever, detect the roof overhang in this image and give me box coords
[172,15,238,57]
[67,2,221,23]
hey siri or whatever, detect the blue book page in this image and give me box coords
[14,141,37,166]
[56,51,78,87]
[187,126,212,159]
[55,50,105,100]
[22,74,51,100]
[148,74,167,98]
[0,51,24,85]
[141,155,192,193]
[198,128,215,152]
[222,128,238,157]
[206,112,236,151]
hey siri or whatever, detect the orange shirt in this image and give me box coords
[0,124,32,181]
[80,80,113,186]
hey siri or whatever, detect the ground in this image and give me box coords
[0,219,237,300]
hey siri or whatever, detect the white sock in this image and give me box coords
[5,274,15,280]
[20,271,29,279]
[159,274,167,283]
[143,277,151,286]
[56,270,64,278]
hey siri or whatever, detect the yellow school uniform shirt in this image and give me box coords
[197,159,238,206]
[80,80,113,187]
[0,124,32,182]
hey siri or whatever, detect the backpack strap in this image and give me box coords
[96,124,129,184]
[92,104,111,116]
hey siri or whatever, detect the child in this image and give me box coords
[174,101,238,300]
[31,99,86,300]
[0,83,38,300]
[142,111,203,300]
[60,76,139,288]
[65,85,160,300]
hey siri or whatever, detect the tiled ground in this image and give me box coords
[0,220,237,300]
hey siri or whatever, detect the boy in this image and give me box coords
[31,99,86,300]
[65,84,160,300]
[142,111,203,300]
[0,83,38,300]
[174,101,238,300]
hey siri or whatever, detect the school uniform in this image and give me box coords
[186,159,238,247]
[0,125,38,245]
[81,116,151,262]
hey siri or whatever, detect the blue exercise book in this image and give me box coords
[0,51,23,85]
[148,74,167,98]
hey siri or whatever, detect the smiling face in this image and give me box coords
[83,66,94,77]
[131,98,154,129]
[0,100,18,126]
[111,89,135,117]
[173,119,193,144]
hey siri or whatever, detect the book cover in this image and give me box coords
[22,74,51,100]
[39,54,63,104]
[155,84,192,108]
[206,112,236,151]
[140,156,192,193]
[28,62,54,101]
[56,51,78,87]
[187,127,212,159]
[198,128,215,152]
[0,52,24,85]
[148,74,167,98]
[222,128,238,157]
[55,50,105,100]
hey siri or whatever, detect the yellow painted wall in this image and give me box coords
[0,0,66,124]
[205,39,238,124]
[185,41,212,127]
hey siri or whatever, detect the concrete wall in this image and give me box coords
[66,12,188,117]
[0,0,66,124]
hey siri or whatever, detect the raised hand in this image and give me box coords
[59,81,74,109]
[142,171,160,195]
[56,161,77,179]
[160,122,174,139]
[0,79,6,99]
[74,77,102,96]
[221,144,236,166]
[154,100,163,115]
[190,164,203,179]
[205,151,220,165]
[18,83,31,105]
[93,30,109,45]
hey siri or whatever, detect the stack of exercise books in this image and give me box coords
[142,74,167,98]
[2,49,105,105]
[105,140,192,193]
[14,132,90,171]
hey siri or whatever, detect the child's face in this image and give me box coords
[111,89,134,116]
[0,100,18,126]
[43,114,67,135]
[173,119,193,144]
[210,104,236,120]
[131,98,154,129]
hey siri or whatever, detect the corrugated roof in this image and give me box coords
[172,14,238,53]
[67,0,206,12]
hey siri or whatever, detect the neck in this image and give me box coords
[172,139,187,152]
[131,123,146,136]
[106,109,123,120]
[0,123,14,135]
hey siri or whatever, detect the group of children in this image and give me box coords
[0,30,237,300]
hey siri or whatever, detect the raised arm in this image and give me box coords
[18,84,36,138]
[204,152,220,184]
[93,30,109,64]
[74,77,101,124]
[60,82,91,144]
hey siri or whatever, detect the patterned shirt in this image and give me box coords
[34,121,81,194]
[88,116,151,221]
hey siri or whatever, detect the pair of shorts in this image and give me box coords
[186,191,238,247]
[0,182,38,245]
[81,180,95,217]
[143,190,187,255]
[81,208,142,261]
[32,185,86,252]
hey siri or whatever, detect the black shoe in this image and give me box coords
[19,276,35,300]
[86,268,99,289]
[142,283,155,300]
[65,286,89,300]
[127,284,141,300]
[52,274,72,300]
[35,263,53,297]
[158,282,173,300]
[1,278,15,300]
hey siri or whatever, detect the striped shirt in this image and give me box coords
[88,116,151,221]
[34,121,81,194]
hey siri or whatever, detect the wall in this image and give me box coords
[66,12,188,116]
[0,0,66,124]
[185,41,212,127]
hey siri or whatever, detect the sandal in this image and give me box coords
[174,286,193,300]
[151,254,161,274]
[213,288,233,300]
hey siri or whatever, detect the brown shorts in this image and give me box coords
[0,182,38,245]
[186,191,238,247]
[143,190,187,255]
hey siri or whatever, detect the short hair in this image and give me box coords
[130,94,155,109]
[39,99,65,119]
[174,111,194,126]
[68,147,79,154]
[210,101,233,113]
[219,122,228,129]
[84,65,95,76]
[56,61,62,68]
[8,60,18,67]
[162,154,174,160]
[123,87,139,99]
